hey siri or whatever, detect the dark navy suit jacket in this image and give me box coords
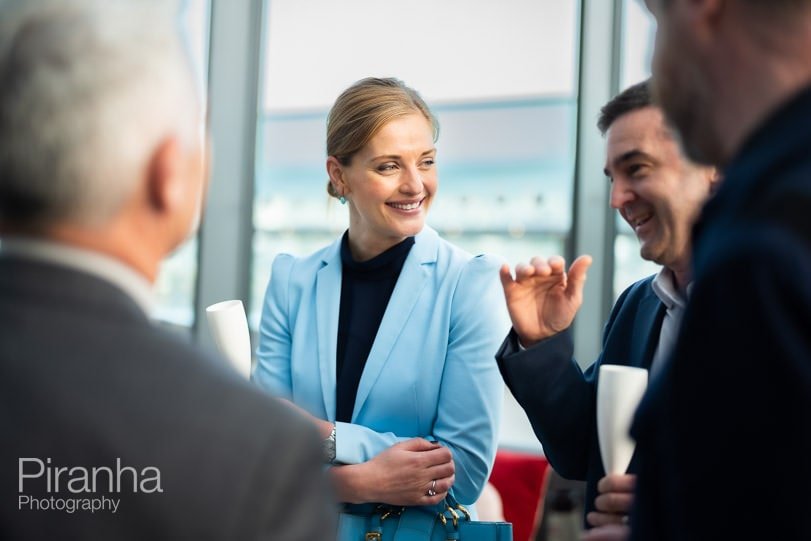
[630,86,811,540]
[497,275,665,518]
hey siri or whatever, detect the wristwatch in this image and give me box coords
[323,425,336,463]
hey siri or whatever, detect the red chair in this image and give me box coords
[487,450,550,541]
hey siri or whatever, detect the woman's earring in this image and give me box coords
[339,195,346,205]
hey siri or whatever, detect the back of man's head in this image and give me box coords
[598,80,652,135]
[0,0,202,233]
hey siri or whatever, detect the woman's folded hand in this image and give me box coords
[333,438,455,505]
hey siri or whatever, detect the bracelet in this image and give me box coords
[323,424,336,463]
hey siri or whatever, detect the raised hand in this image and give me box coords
[499,255,592,347]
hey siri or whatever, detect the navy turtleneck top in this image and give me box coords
[335,232,415,423]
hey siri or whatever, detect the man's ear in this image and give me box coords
[682,0,727,38]
[326,156,348,196]
[145,136,184,214]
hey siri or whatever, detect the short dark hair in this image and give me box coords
[597,80,653,135]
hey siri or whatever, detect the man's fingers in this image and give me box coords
[581,524,630,541]
[597,474,636,494]
[516,262,542,280]
[570,254,593,279]
[510,256,575,285]
[529,256,552,276]
[499,264,515,291]
[566,254,592,297]
[587,511,627,528]
[594,492,634,514]
[548,255,566,274]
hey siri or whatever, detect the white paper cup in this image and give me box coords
[597,365,648,475]
[205,300,252,379]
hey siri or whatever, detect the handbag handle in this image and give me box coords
[439,492,472,528]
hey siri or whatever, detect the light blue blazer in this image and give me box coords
[254,226,509,504]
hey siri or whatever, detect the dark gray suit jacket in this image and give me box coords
[0,255,335,540]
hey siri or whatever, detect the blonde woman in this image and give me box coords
[255,78,508,517]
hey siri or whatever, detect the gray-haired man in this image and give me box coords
[0,1,334,539]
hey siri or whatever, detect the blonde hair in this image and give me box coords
[325,77,438,198]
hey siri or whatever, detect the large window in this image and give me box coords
[251,0,581,452]
[251,0,581,328]
[613,0,660,298]
[153,0,211,326]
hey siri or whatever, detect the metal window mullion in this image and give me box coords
[194,0,264,351]
[570,0,623,368]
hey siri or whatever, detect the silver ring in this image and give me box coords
[427,479,437,497]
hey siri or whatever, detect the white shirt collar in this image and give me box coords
[651,267,691,311]
[0,237,156,316]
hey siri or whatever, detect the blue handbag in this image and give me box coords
[337,494,513,541]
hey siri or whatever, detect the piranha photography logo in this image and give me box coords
[18,458,162,514]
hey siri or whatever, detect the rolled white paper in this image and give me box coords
[597,364,648,475]
[205,300,252,379]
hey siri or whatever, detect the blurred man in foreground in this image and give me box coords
[620,0,811,539]
[0,1,333,539]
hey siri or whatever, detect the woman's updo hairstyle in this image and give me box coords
[326,77,438,199]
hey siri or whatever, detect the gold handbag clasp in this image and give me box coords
[365,534,381,541]
[455,503,471,520]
